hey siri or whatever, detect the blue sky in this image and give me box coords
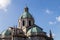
[0,0,60,40]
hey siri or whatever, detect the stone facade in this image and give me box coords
[0,7,54,40]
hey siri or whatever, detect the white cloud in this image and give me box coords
[0,0,11,12]
[49,21,56,25]
[56,16,60,22]
[49,16,60,25]
[45,9,53,14]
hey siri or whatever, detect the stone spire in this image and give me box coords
[50,30,53,38]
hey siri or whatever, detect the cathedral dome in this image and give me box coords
[21,12,33,19]
[27,25,46,36]
[2,29,11,36]
[19,6,34,19]
[27,27,43,33]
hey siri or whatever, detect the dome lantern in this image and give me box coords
[24,6,29,12]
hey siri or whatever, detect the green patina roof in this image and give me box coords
[21,12,33,19]
[19,7,34,19]
[27,25,43,34]
[2,29,11,36]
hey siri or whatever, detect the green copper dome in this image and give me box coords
[27,27,42,34]
[27,25,47,37]
[27,25,46,36]
[27,25,43,34]
[21,12,33,19]
[2,29,11,36]
[20,7,34,19]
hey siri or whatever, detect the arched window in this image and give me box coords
[23,20,25,26]
[9,32,11,35]
[29,20,31,26]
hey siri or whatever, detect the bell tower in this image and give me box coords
[18,6,34,34]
